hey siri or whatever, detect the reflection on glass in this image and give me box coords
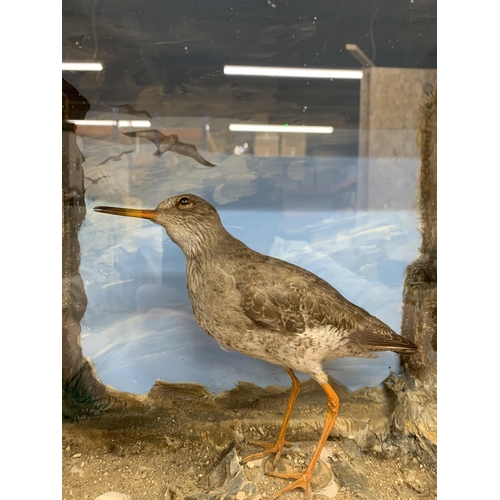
[77,114,422,394]
[63,0,436,397]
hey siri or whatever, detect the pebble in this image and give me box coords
[246,462,255,469]
[72,453,82,459]
[93,493,131,500]
[70,466,84,478]
[236,492,246,500]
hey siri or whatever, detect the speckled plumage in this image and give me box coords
[94,193,418,499]
[161,195,413,379]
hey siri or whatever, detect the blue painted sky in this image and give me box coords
[78,134,421,394]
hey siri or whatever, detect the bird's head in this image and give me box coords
[94,194,225,257]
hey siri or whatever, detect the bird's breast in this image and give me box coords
[185,259,247,332]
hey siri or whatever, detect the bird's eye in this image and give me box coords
[178,196,192,207]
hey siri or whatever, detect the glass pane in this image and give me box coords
[63,1,436,396]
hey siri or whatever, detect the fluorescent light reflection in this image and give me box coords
[67,120,116,126]
[66,120,151,128]
[117,120,151,128]
[229,124,334,134]
[224,65,362,80]
[62,62,104,71]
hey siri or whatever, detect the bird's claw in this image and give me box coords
[268,470,313,500]
[240,439,291,466]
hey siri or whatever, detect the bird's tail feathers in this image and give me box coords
[348,330,418,354]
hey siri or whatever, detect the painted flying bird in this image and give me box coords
[99,150,135,165]
[94,194,418,500]
[82,148,135,168]
[84,174,107,185]
[123,130,216,167]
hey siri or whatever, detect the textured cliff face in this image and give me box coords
[403,87,438,379]
[62,79,107,419]
[389,87,437,460]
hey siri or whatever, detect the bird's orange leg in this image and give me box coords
[268,383,340,500]
[241,369,300,466]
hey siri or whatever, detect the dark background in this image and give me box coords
[62,0,436,129]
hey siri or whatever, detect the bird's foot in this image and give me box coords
[240,439,291,466]
[268,470,313,500]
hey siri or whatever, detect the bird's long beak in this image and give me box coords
[94,206,157,220]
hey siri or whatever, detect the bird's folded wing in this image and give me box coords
[236,261,378,336]
[239,282,306,334]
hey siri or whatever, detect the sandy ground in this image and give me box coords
[62,433,436,500]
[62,382,436,500]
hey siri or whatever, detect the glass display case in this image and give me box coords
[62,2,437,499]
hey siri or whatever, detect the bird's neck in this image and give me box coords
[176,224,245,260]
